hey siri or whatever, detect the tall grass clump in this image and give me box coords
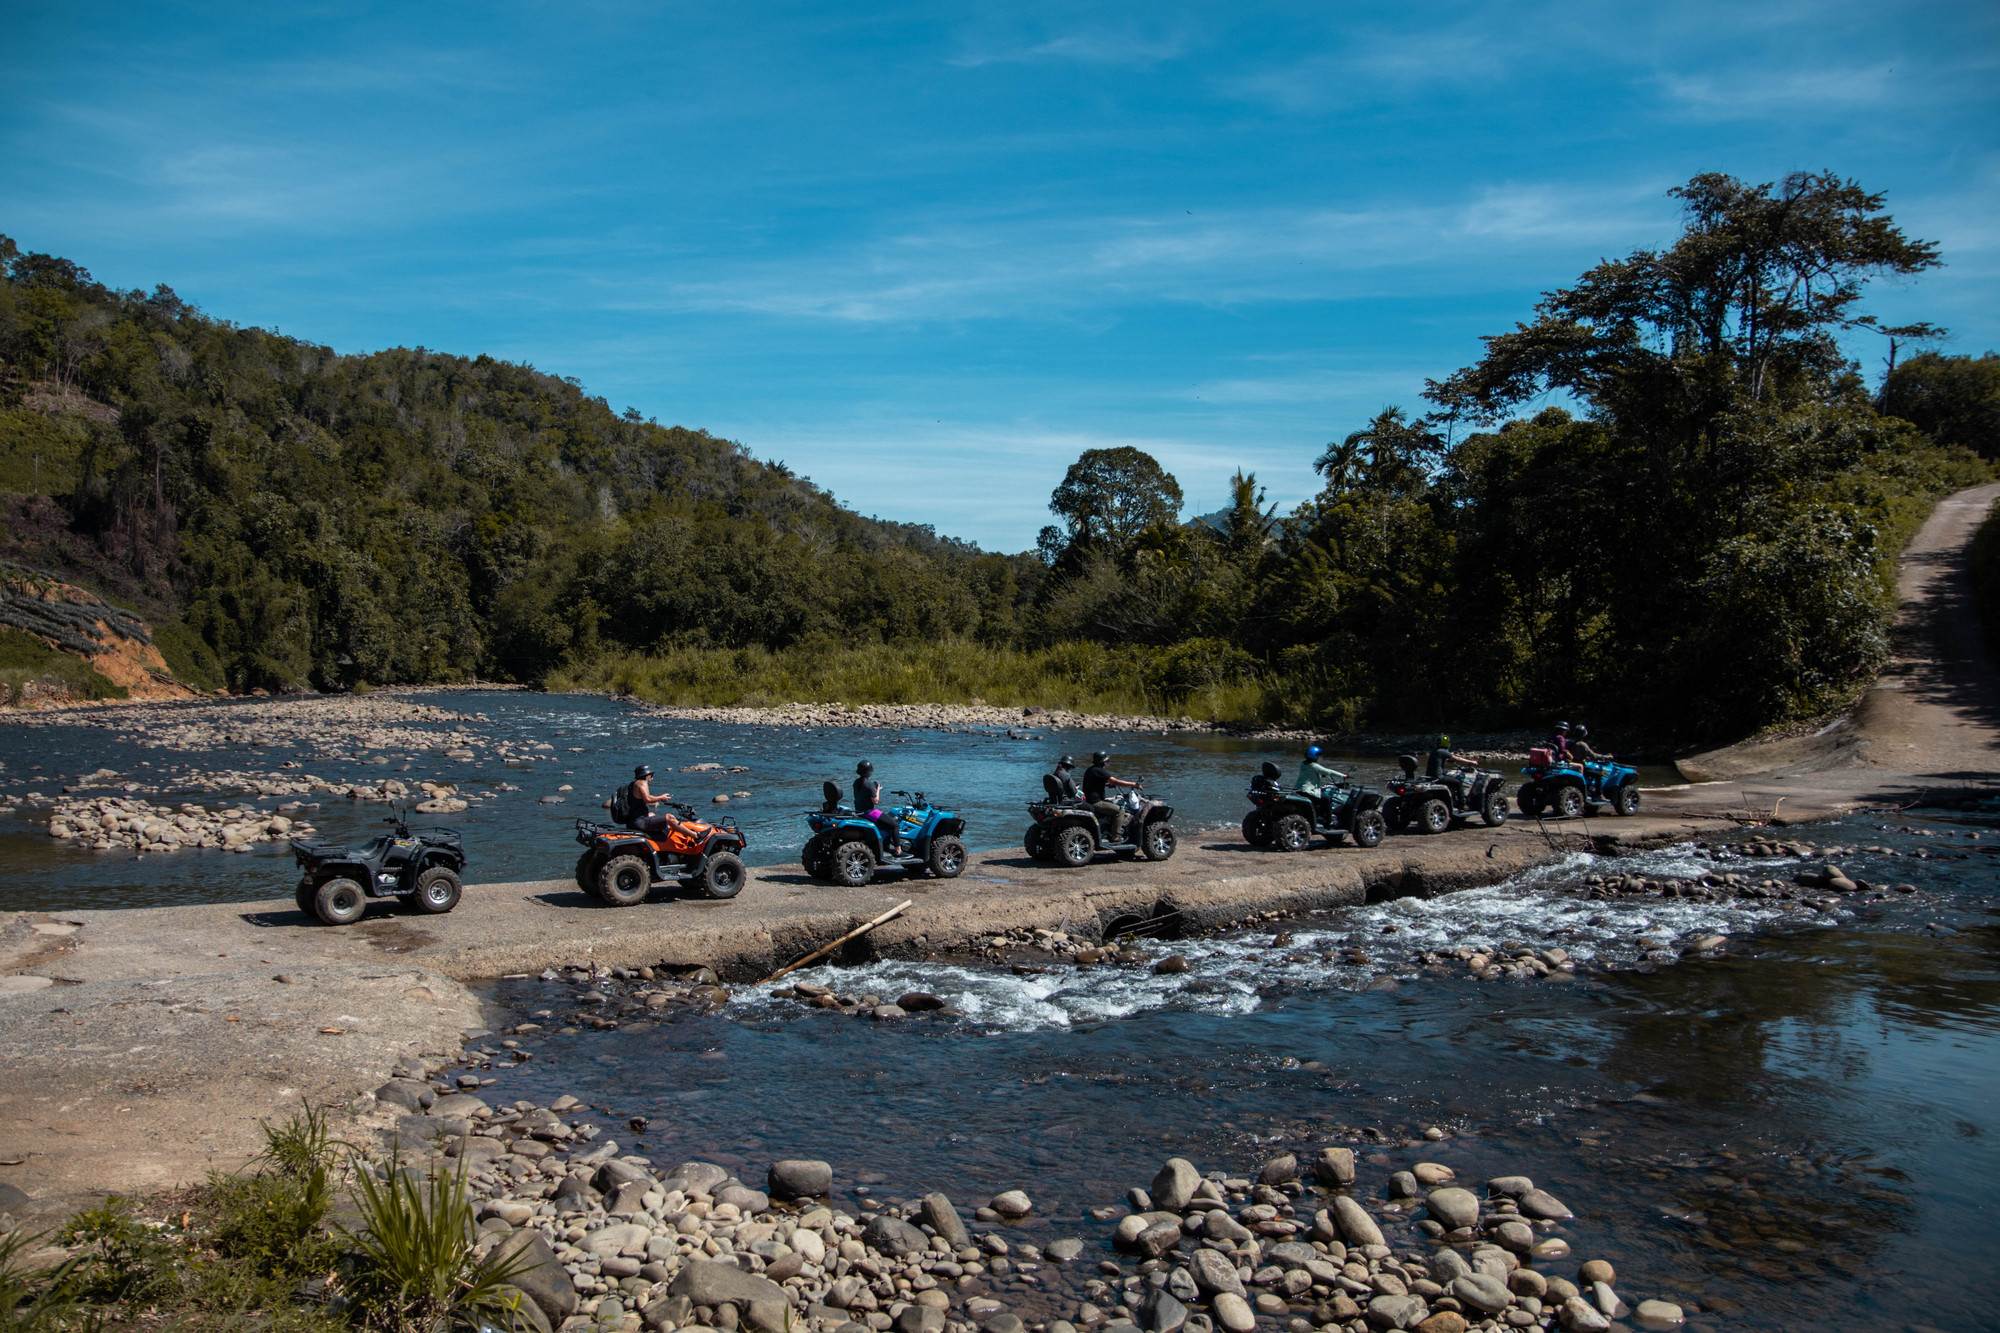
[0,1229,81,1332]
[342,1150,532,1332]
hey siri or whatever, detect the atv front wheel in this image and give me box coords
[313,877,366,926]
[1612,783,1641,816]
[596,854,653,907]
[1419,798,1451,834]
[699,851,747,899]
[1054,825,1095,867]
[1554,785,1586,819]
[1143,821,1177,862]
[1272,812,1312,852]
[1481,790,1508,827]
[829,839,876,887]
[928,835,967,879]
[1242,811,1272,847]
[1352,809,1387,848]
[412,866,462,914]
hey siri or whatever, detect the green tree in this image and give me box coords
[1883,351,2000,459]
[1045,445,1184,560]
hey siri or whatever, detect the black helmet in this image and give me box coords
[1055,754,1075,769]
[633,764,652,780]
[1554,720,1570,733]
[856,759,873,777]
[1091,751,1110,765]
[1574,724,1589,739]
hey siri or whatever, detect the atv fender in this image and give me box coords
[1143,804,1175,823]
[309,859,371,885]
[933,816,966,839]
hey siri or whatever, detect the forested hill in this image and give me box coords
[3,172,1995,743]
[0,237,1040,693]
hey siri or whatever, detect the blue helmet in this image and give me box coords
[1305,745,1321,760]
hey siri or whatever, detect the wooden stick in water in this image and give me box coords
[761,899,913,985]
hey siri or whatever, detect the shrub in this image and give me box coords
[342,1151,533,1332]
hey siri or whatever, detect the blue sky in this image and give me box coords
[5,1,1997,550]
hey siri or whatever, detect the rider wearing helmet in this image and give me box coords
[852,760,901,854]
[1547,721,1573,764]
[1295,744,1344,798]
[626,764,684,838]
[1050,754,1081,801]
[1425,734,1476,780]
[1082,750,1138,840]
[1568,724,1605,764]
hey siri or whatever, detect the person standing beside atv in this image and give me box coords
[1050,755,1082,801]
[623,765,684,839]
[1083,751,1138,839]
[853,760,902,855]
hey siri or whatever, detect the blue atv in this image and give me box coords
[1516,748,1641,819]
[802,781,969,886]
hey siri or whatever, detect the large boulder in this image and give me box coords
[863,1213,929,1258]
[493,1230,578,1324]
[669,1260,791,1333]
[920,1192,970,1247]
[661,1161,731,1196]
[769,1159,833,1200]
[1150,1158,1202,1212]
[1314,1147,1356,1187]
[1330,1196,1385,1248]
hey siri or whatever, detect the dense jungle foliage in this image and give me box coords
[0,171,1991,742]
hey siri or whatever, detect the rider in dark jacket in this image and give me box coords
[1050,755,1081,801]
[1083,751,1138,839]
[853,760,901,854]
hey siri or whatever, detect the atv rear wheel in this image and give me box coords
[1517,787,1546,817]
[1554,785,1586,819]
[312,877,366,926]
[1024,827,1047,860]
[1143,821,1177,862]
[574,852,595,893]
[1272,811,1312,852]
[698,851,746,899]
[1054,825,1095,867]
[412,866,462,914]
[1612,783,1641,816]
[1352,809,1387,848]
[829,839,876,887]
[596,854,652,907]
[928,835,967,879]
[294,882,315,916]
[1242,811,1272,847]
[1481,790,1508,827]
[1419,798,1451,834]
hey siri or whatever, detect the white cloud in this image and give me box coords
[949,27,1187,69]
[1656,63,1901,115]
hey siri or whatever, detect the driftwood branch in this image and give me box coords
[760,899,912,985]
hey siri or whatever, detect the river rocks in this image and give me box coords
[1187,1246,1246,1297]
[493,1229,579,1323]
[1211,1291,1257,1333]
[668,1260,790,1333]
[1151,1158,1202,1211]
[1519,1187,1573,1220]
[989,1189,1033,1218]
[1558,1295,1612,1331]
[920,1191,971,1247]
[1634,1298,1685,1325]
[1450,1272,1511,1314]
[1314,1146,1357,1186]
[1139,1286,1189,1333]
[1331,1195,1386,1248]
[863,1213,929,1257]
[45,793,316,852]
[1577,1258,1615,1286]
[1425,1187,1479,1230]
[768,1158,832,1199]
[1365,1293,1428,1329]
[1256,1152,1298,1185]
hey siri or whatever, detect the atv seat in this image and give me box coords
[1397,754,1419,780]
[1041,773,1082,805]
[820,781,854,815]
[1251,760,1281,796]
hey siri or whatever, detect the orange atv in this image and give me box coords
[572,806,748,906]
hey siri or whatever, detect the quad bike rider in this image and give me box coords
[1517,721,1641,818]
[1024,751,1177,866]
[1242,746,1388,850]
[291,807,466,925]
[802,779,967,885]
[1382,735,1508,833]
[572,766,749,905]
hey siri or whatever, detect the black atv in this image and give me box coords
[1242,761,1388,850]
[1382,755,1508,834]
[290,813,466,926]
[1024,777,1177,866]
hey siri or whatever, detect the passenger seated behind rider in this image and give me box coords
[1568,724,1606,764]
[625,765,684,838]
[1547,721,1574,765]
[1050,754,1081,801]
[1083,751,1138,840]
[853,759,901,855]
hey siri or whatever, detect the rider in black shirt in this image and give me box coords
[1083,751,1137,839]
[852,759,901,854]
[1050,754,1081,800]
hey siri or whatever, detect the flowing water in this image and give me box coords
[473,809,2000,1332]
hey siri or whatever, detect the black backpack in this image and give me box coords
[610,782,637,824]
